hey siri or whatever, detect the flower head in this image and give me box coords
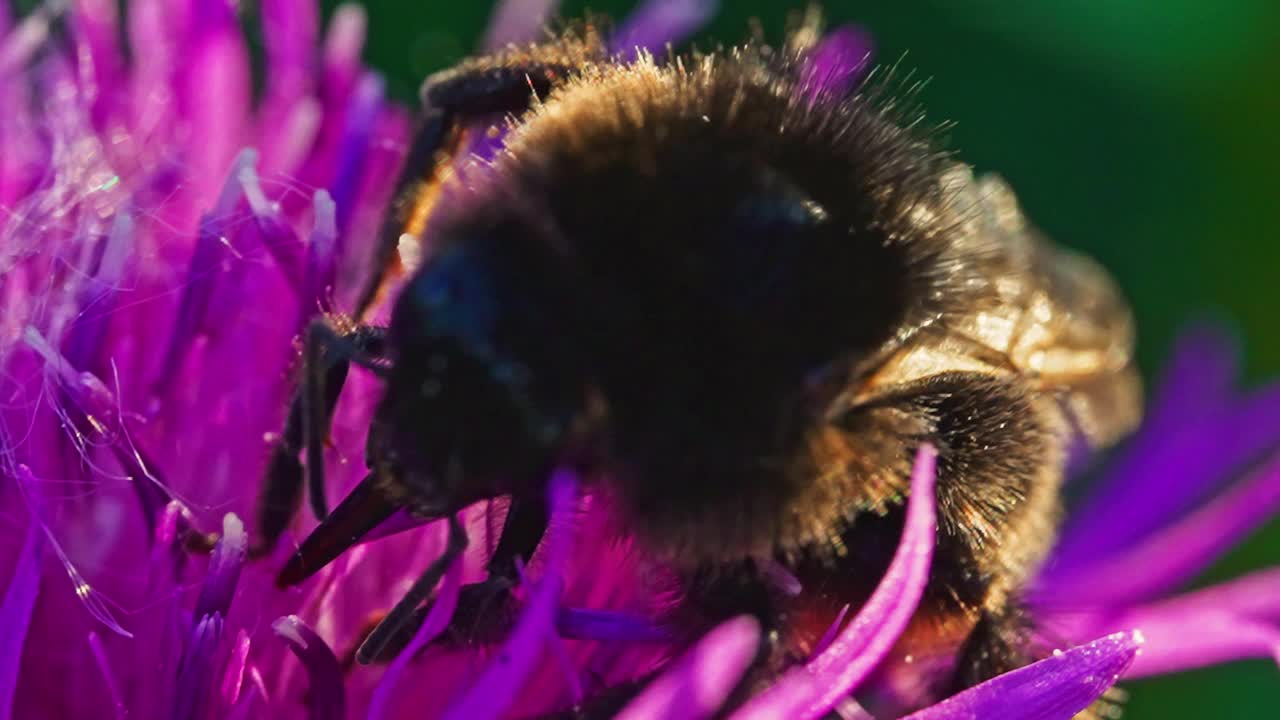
[1,2,1276,719]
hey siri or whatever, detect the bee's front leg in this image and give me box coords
[349,493,550,663]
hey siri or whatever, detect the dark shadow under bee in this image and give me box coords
[247,19,1141,716]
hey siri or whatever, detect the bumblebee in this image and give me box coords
[251,21,1141,714]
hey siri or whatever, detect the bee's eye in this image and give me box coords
[402,244,500,351]
[708,177,830,312]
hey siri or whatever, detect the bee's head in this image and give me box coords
[370,232,589,515]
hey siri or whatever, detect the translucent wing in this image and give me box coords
[944,174,1141,447]
[855,171,1141,449]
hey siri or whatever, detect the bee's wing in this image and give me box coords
[947,174,1142,447]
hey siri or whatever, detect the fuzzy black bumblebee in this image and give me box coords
[250,21,1141,715]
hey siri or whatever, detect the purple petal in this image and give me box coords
[64,211,132,371]
[1116,566,1280,624]
[1052,326,1280,572]
[0,3,56,74]
[302,190,338,321]
[151,150,256,401]
[810,604,851,659]
[262,0,318,74]
[557,607,672,643]
[172,612,225,720]
[1144,323,1240,427]
[1036,453,1280,607]
[256,0,324,171]
[1108,611,1278,678]
[483,0,561,50]
[87,632,127,720]
[272,616,345,720]
[330,71,385,235]
[759,558,803,597]
[239,161,305,294]
[611,0,718,57]
[800,26,874,100]
[179,0,251,205]
[901,631,1142,720]
[15,465,132,638]
[367,526,464,720]
[0,505,43,720]
[194,514,247,619]
[70,0,125,125]
[227,686,258,720]
[220,629,251,707]
[617,616,762,720]
[733,445,938,720]
[443,469,579,719]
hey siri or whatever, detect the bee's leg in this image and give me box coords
[253,316,387,556]
[353,54,595,317]
[356,512,469,665]
[444,494,550,645]
[351,493,551,664]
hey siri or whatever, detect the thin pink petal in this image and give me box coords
[617,616,762,720]
[1036,453,1280,607]
[733,445,938,720]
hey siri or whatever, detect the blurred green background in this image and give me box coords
[330,1,1279,716]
